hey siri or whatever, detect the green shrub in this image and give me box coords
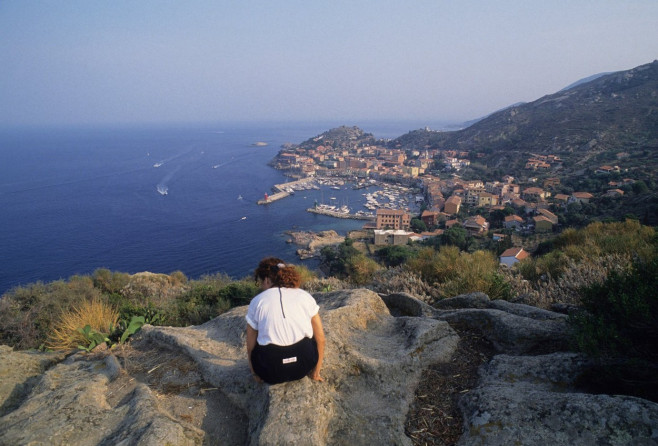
[92,268,130,294]
[346,255,381,286]
[405,246,511,300]
[376,245,417,267]
[570,256,658,361]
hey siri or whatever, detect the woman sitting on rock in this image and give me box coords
[246,257,325,384]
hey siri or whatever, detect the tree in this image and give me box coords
[377,245,416,267]
[410,218,427,233]
[441,225,469,251]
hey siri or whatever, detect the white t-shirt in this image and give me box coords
[246,287,319,346]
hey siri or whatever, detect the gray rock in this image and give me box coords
[0,353,203,445]
[435,292,571,354]
[458,353,658,446]
[143,288,459,445]
[1,288,457,445]
[0,345,69,416]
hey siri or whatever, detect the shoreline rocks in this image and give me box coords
[286,230,345,259]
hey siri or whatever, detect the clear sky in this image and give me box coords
[1,1,657,127]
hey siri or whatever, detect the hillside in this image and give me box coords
[294,125,381,150]
[392,60,658,173]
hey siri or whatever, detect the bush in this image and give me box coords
[171,276,258,326]
[92,268,130,294]
[376,245,417,267]
[346,255,381,286]
[405,246,511,300]
[570,257,658,361]
[0,278,102,349]
[518,250,569,282]
[293,264,317,287]
[46,299,119,351]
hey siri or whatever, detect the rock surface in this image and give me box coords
[458,353,658,446]
[0,289,457,445]
[286,230,345,259]
[1,289,657,445]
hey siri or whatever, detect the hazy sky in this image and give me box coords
[1,1,657,127]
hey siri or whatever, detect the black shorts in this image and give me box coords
[251,337,319,385]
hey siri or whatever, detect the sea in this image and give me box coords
[0,121,452,295]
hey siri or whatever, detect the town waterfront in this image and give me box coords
[0,121,441,294]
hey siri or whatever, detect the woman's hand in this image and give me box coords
[309,367,324,382]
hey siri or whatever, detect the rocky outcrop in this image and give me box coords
[0,289,457,445]
[458,353,658,445]
[1,289,657,445]
[286,230,345,259]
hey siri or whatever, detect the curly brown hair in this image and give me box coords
[254,257,301,288]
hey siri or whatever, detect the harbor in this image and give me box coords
[257,175,421,221]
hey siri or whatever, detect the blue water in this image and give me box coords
[0,121,437,295]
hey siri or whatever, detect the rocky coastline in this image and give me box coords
[286,229,345,259]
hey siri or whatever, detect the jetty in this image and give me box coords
[257,191,290,205]
[257,177,316,205]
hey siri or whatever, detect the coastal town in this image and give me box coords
[259,126,637,258]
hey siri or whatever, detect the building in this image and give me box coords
[463,215,489,235]
[522,187,548,202]
[606,189,624,197]
[499,247,530,267]
[376,209,411,230]
[420,210,440,227]
[533,215,553,233]
[444,195,462,215]
[570,192,594,204]
[537,208,558,225]
[478,192,499,207]
[374,229,413,246]
[504,214,524,230]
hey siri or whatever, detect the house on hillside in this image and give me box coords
[522,187,548,202]
[463,216,489,235]
[376,209,411,230]
[374,229,413,246]
[444,196,462,215]
[606,189,625,198]
[504,214,524,230]
[570,192,594,204]
[533,215,554,233]
[499,247,530,267]
[421,210,440,228]
[537,208,558,225]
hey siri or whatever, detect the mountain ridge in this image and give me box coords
[391,60,658,164]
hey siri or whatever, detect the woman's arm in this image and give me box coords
[246,325,262,382]
[309,313,325,382]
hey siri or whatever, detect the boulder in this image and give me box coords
[434,292,571,354]
[0,288,458,445]
[0,345,69,417]
[0,352,203,445]
[458,353,658,446]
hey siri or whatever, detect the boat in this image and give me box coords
[237,195,243,200]
[153,162,163,168]
[156,185,168,195]
[241,216,247,220]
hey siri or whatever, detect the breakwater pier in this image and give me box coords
[257,177,317,205]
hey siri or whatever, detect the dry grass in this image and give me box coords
[46,299,119,350]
